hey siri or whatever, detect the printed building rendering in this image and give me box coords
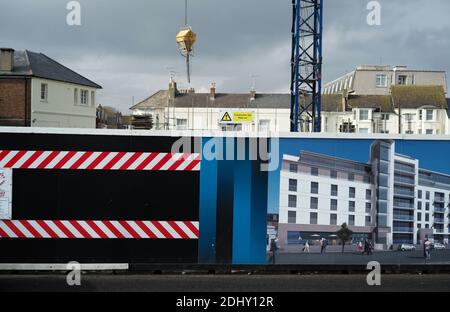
[278,140,450,250]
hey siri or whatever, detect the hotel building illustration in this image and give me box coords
[278,140,450,249]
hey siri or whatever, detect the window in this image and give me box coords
[288,195,297,208]
[348,173,355,181]
[349,201,356,212]
[418,201,422,210]
[330,170,337,179]
[288,211,296,224]
[426,191,430,200]
[425,214,429,222]
[381,113,390,120]
[417,212,422,221]
[310,212,318,225]
[330,199,338,211]
[359,128,369,134]
[397,75,407,85]
[365,216,371,226]
[359,110,369,121]
[310,197,318,210]
[331,185,338,197]
[40,83,48,101]
[289,163,298,173]
[349,215,355,226]
[259,119,270,132]
[366,189,372,200]
[426,109,433,121]
[311,182,319,194]
[311,167,319,176]
[91,91,95,107]
[288,179,297,192]
[80,90,89,105]
[365,202,372,213]
[349,187,356,198]
[417,223,422,229]
[176,119,188,130]
[419,110,423,121]
[74,88,78,105]
[426,202,430,211]
[330,214,337,226]
[418,190,422,199]
[425,224,429,229]
[376,74,387,87]
[426,129,433,135]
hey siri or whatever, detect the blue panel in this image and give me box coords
[198,137,218,263]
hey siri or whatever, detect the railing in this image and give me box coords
[394,163,415,174]
[393,227,414,233]
[434,197,445,203]
[393,203,415,210]
[435,229,445,234]
[434,218,445,224]
[394,176,415,185]
[434,208,446,213]
[393,215,415,221]
[394,188,415,197]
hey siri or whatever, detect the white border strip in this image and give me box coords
[0,263,129,271]
[0,127,448,140]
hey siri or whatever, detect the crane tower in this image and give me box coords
[290,0,323,132]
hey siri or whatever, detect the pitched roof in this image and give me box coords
[391,85,447,109]
[0,50,102,89]
[131,85,447,113]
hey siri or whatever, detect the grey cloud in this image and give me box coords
[1,0,449,113]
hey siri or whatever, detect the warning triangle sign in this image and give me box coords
[221,112,232,122]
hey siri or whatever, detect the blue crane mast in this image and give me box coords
[290,0,323,132]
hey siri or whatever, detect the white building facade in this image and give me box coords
[278,140,450,250]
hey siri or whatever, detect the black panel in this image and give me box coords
[0,133,200,264]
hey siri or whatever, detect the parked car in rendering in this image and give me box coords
[433,243,446,250]
[398,244,416,251]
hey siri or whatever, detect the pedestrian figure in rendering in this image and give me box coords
[303,240,310,253]
[357,241,363,253]
[323,238,328,253]
[424,238,431,260]
[320,238,325,254]
[269,237,279,264]
[364,239,372,255]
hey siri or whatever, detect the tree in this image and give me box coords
[336,223,354,253]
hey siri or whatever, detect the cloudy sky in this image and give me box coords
[1,0,449,113]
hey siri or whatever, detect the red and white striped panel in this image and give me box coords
[0,220,199,239]
[0,150,201,171]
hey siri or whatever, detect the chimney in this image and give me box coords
[168,79,178,99]
[0,48,14,72]
[210,82,216,100]
[250,90,256,101]
[188,87,195,94]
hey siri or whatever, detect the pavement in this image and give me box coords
[272,249,450,265]
[1,273,450,292]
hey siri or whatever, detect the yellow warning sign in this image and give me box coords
[221,112,232,122]
[233,112,254,123]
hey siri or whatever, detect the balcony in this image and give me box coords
[434,218,445,224]
[393,227,414,233]
[394,163,415,175]
[435,229,445,234]
[393,215,415,222]
[434,208,446,213]
[393,203,415,210]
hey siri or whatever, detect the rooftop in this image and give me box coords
[131,84,448,113]
[0,49,102,89]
